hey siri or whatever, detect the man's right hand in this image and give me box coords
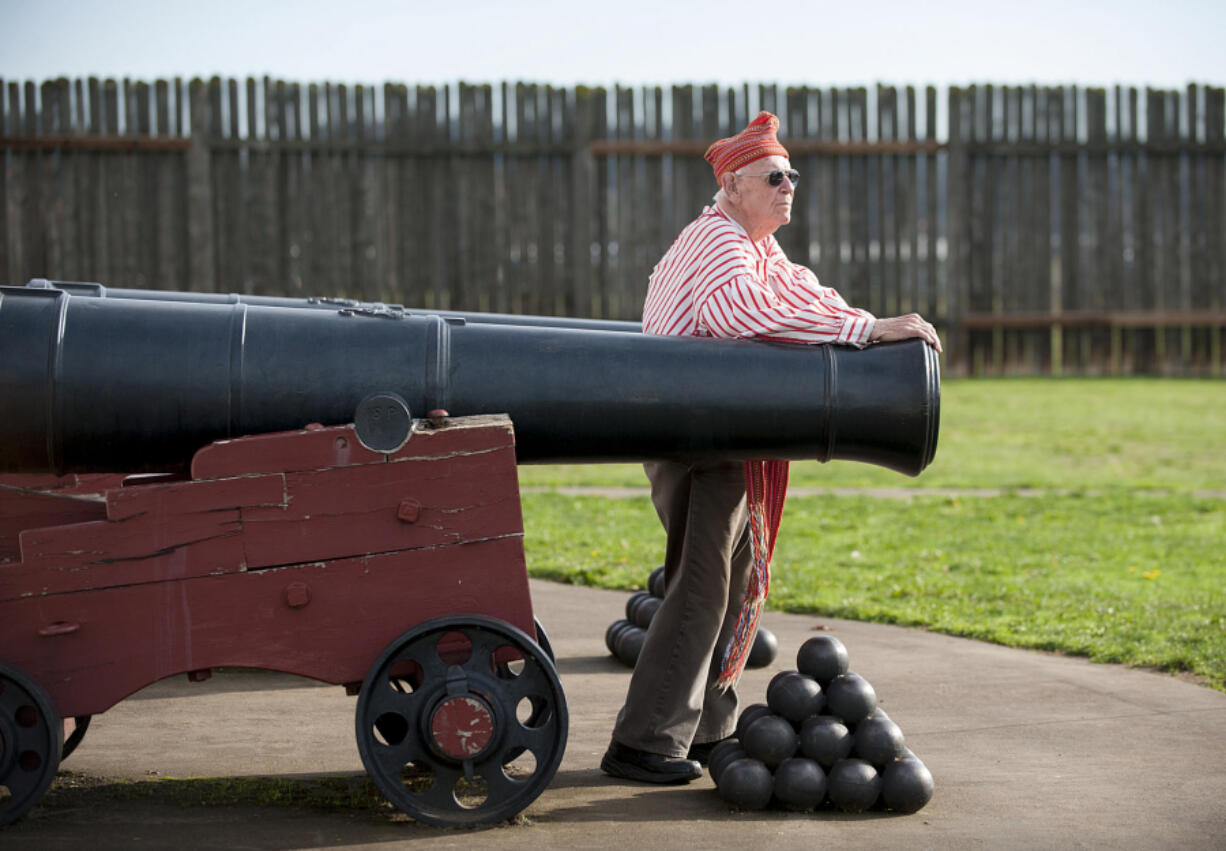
[869,314,943,353]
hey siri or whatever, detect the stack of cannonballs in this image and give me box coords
[709,634,934,815]
[605,566,778,669]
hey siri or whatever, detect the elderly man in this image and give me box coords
[600,112,941,785]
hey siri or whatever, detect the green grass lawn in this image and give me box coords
[520,378,1226,689]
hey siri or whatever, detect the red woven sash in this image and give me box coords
[715,459,790,690]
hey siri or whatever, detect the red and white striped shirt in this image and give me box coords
[642,204,875,345]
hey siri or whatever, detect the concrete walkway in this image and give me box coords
[8,578,1226,849]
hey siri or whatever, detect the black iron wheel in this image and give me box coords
[355,616,568,827]
[61,715,91,761]
[1,662,64,828]
[533,618,555,662]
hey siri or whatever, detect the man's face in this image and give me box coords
[733,155,795,232]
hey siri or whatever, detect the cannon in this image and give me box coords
[0,282,940,828]
[0,285,938,475]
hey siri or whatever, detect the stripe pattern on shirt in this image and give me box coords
[642,205,875,346]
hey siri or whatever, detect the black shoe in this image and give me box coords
[686,737,732,765]
[600,742,703,784]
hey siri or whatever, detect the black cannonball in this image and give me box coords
[605,618,631,654]
[772,757,827,811]
[735,702,772,741]
[741,714,798,769]
[853,715,906,767]
[648,565,667,598]
[632,595,662,629]
[825,672,878,724]
[625,591,653,623]
[610,620,638,658]
[766,671,824,725]
[615,624,646,666]
[827,758,882,813]
[767,668,800,694]
[799,714,853,768]
[607,619,633,654]
[610,622,629,654]
[716,758,773,810]
[623,625,648,661]
[747,627,779,668]
[881,756,935,814]
[708,741,748,785]
[796,634,850,685]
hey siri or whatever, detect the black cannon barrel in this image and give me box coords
[0,286,939,476]
[23,278,640,333]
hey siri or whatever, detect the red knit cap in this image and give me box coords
[704,111,790,180]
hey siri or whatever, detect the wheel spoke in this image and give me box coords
[0,687,32,724]
[401,644,451,684]
[498,660,551,702]
[462,629,502,674]
[502,714,559,754]
[363,673,425,721]
[406,761,465,813]
[12,722,51,758]
[2,756,44,799]
[478,757,530,799]
[365,722,431,777]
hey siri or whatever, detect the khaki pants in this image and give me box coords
[611,459,753,757]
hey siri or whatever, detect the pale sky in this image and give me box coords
[2,0,1223,90]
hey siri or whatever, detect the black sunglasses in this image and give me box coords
[738,168,800,187]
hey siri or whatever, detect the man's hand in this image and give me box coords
[869,314,943,353]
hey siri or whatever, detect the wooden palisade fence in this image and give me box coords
[2,77,1223,375]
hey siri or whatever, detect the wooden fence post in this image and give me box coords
[1207,86,1225,376]
[0,79,9,284]
[945,86,970,375]
[186,78,215,292]
[569,86,597,319]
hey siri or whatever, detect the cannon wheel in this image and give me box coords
[1,662,64,828]
[61,715,92,761]
[533,618,555,662]
[355,615,567,827]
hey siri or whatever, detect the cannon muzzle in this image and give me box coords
[0,285,939,475]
